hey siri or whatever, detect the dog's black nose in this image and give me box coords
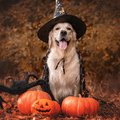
[61,30,67,36]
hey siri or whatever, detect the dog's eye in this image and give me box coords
[66,27,72,31]
[55,27,60,30]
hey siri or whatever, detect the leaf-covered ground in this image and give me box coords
[0,92,119,120]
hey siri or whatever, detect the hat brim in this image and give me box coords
[37,14,86,43]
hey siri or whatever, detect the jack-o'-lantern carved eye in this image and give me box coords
[40,104,44,108]
[31,99,60,116]
[45,102,48,106]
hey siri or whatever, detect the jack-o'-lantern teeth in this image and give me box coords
[34,108,51,113]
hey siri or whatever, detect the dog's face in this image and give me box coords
[49,22,77,50]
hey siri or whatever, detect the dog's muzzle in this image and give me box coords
[56,38,70,50]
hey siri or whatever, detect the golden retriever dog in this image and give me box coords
[46,22,81,103]
[38,0,88,104]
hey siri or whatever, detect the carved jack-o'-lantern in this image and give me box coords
[31,99,61,116]
[17,90,51,114]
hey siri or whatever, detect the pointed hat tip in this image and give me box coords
[54,0,66,18]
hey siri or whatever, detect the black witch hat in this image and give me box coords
[38,0,86,43]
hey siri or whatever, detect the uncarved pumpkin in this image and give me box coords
[31,99,61,116]
[17,90,51,114]
[61,96,99,117]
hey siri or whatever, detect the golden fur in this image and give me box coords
[47,23,80,101]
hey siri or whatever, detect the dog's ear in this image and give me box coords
[48,30,53,49]
[72,29,77,41]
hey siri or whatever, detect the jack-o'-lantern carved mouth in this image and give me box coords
[34,108,51,113]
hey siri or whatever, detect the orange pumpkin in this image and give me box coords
[31,99,61,116]
[61,96,99,117]
[17,90,51,114]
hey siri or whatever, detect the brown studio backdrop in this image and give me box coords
[0,0,120,106]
